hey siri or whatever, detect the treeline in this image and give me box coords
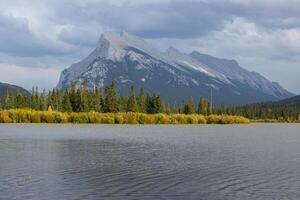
[0,81,299,122]
[224,104,300,122]
[0,82,213,115]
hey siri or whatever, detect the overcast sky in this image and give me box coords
[0,0,299,94]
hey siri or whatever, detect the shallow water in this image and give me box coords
[0,124,300,200]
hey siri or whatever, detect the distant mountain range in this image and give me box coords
[54,31,293,105]
[0,82,30,98]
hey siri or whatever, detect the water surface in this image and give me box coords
[1,124,300,200]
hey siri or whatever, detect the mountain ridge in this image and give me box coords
[57,31,294,105]
[0,82,30,98]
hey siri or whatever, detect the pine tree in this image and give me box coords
[56,89,63,111]
[146,94,164,114]
[104,82,119,113]
[127,85,138,112]
[15,92,24,108]
[4,89,14,109]
[46,91,52,110]
[62,90,72,112]
[198,97,209,115]
[99,88,104,112]
[50,89,59,111]
[69,81,77,111]
[155,95,164,113]
[38,90,46,110]
[31,87,39,110]
[138,87,147,113]
[184,98,196,114]
[92,87,102,112]
[118,96,128,112]
[75,85,89,112]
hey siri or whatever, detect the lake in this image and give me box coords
[0,124,300,200]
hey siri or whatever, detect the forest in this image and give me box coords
[0,81,299,123]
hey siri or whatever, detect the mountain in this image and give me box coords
[57,31,293,105]
[262,95,300,109]
[0,82,30,98]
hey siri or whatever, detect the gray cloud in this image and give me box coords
[50,0,300,39]
[0,13,76,57]
[0,0,299,93]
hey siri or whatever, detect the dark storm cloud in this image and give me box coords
[94,1,230,39]
[0,13,74,57]
[51,0,300,42]
[2,0,300,53]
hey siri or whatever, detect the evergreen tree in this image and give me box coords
[76,85,89,112]
[146,94,164,114]
[104,82,119,113]
[50,89,59,111]
[56,89,63,111]
[198,97,209,115]
[118,96,128,112]
[15,92,29,108]
[38,90,46,110]
[62,90,72,112]
[31,87,39,110]
[99,88,104,112]
[4,89,14,109]
[69,82,77,111]
[92,87,102,112]
[46,91,52,110]
[184,98,196,114]
[127,86,138,112]
[138,87,147,113]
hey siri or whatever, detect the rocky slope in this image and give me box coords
[57,32,293,105]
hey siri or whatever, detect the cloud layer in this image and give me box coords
[0,0,299,93]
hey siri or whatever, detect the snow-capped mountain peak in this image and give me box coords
[57,32,294,105]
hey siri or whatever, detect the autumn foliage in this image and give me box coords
[0,109,250,124]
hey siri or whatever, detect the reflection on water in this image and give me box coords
[1,124,300,200]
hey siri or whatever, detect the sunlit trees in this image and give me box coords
[127,86,138,112]
[104,81,119,113]
[0,81,299,122]
[184,98,196,114]
[138,87,147,113]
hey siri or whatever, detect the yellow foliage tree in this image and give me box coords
[47,105,53,112]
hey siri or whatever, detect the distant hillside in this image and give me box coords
[265,95,300,109]
[0,82,30,98]
[232,95,300,122]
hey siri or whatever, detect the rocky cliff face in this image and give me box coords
[57,32,293,105]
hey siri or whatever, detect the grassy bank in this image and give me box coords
[0,109,250,125]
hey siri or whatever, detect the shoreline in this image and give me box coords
[0,123,299,126]
[1,109,299,125]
